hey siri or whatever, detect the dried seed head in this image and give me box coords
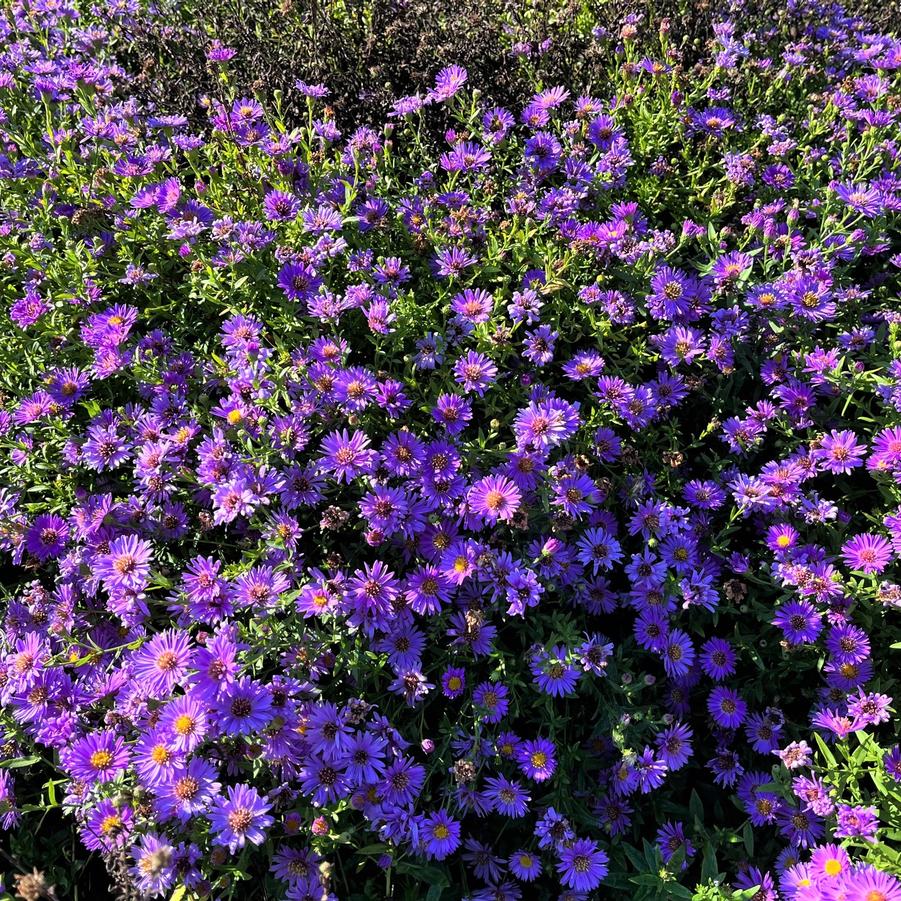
[14,870,53,901]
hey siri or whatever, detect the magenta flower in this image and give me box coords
[97,534,153,592]
[842,532,893,574]
[813,429,867,474]
[132,629,195,697]
[467,474,522,524]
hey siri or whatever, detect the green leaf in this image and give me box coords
[700,844,719,883]
[0,756,40,768]
[624,843,647,872]
[689,789,704,824]
[813,731,837,768]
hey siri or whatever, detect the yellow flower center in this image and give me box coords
[173,714,195,735]
[90,750,113,770]
[151,745,171,765]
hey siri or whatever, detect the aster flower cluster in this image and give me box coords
[0,0,900,899]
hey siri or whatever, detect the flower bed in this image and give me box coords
[0,1,900,899]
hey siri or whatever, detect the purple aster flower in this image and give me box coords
[432,393,472,436]
[318,429,376,483]
[792,773,835,818]
[508,849,542,881]
[523,325,557,365]
[655,325,705,366]
[25,514,69,561]
[453,351,498,396]
[421,810,461,860]
[557,838,609,892]
[576,528,623,573]
[885,746,901,782]
[342,732,387,786]
[379,756,426,807]
[839,867,901,900]
[0,771,19,830]
[833,181,883,218]
[774,741,813,771]
[133,729,183,788]
[430,65,468,101]
[532,809,575,854]
[661,629,695,678]
[441,667,466,699]
[835,804,879,841]
[634,747,668,793]
[766,523,799,555]
[575,635,613,675]
[299,755,349,806]
[64,730,131,784]
[209,784,274,852]
[553,473,601,517]
[847,689,893,726]
[733,867,777,899]
[808,844,850,884]
[271,846,321,886]
[160,693,209,752]
[349,560,400,619]
[513,397,580,451]
[388,669,434,706]
[263,189,300,221]
[155,757,221,822]
[472,681,509,723]
[277,261,321,301]
[191,627,239,699]
[707,686,747,729]
[563,351,606,381]
[699,637,736,680]
[130,833,176,896]
[531,646,580,696]
[233,565,290,610]
[655,722,693,771]
[516,737,557,782]
[656,821,695,869]
[777,805,824,848]
[81,798,133,852]
[215,676,273,736]
[711,250,752,285]
[132,629,194,697]
[484,775,530,818]
[524,131,562,175]
[450,288,493,326]
[773,599,822,644]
